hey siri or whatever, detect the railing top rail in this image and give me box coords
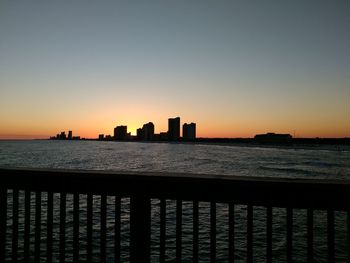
[1,167,350,210]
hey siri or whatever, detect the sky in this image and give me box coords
[0,1,349,139]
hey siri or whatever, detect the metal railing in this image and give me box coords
[0,168,349,262]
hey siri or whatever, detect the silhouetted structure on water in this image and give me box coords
[68,131,72,140]
[183,123,196,141]
[50,131,80,140]
[254,132,292,143]
[168,117,180,141]
[114,126,128,141]
[137,122,155,141]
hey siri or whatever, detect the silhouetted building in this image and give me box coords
[136,128,143,140]
[98,134,104,140]
[183,123,196,141]
[114,126,128,140]
[254,133,292,143]
[50,131,80,140]
[144,122,154,140]
[168,117,180,141]
[160,132,168,141]
[153,134,160,141]
[137,122,155,141]
[60,132,66,140]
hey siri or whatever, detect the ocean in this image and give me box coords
[0,140,350,262]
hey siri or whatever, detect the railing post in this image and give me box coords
[160,199,166,263]
[286,207,293,263]
[266,206,272,263]
[327,210,335,263]
[34,191,41,263]
[0,188,7,262]
[24,191,31,262]
[130,195,151,263]
[193,200,199,263]
[229,202,235,263]
[307,209,313,262]
[12,189,19,263]
[115,196,121,262]
[59,192,66,263]
[210,202,216,263]
[348,211,350,263]
[86,194,93,262]
[176,199,182,263]
[247,205,253,263]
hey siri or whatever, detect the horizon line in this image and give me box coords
[1,136,349,141]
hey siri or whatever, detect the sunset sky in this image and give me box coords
[1,1,349,139]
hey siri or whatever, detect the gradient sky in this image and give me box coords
[1,1,349,139]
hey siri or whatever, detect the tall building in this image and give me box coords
[136,128,143,140]
[59,131,66,140]
[168,117,180,141]
[68,131,72,140]
[183,123,196,141]
[143,122,154,140]
[114,125,127,140]
[137,122,155,141]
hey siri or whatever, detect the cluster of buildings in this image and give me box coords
[50,131,80,140]
[49,124,294,145]
[49,117,195,142]
[99,117,196,142]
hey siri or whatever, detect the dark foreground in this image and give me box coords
[0,168,350,262]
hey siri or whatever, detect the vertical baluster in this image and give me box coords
[130,195,151,263]
[286,207,293,263]
[348,211,350,263]
[327,210,335,263]
[100,194,107,263]
[24,190,31,262]
[266,206,272,263]
[46,192,53,263]
[307,209,313,262]
[0,188,6,262]
[87,194,93,262]
[229,202,235,263]
[34,191,41,263]
[176,199,182,263]
[247,205,253,263]
[192,200,199,263]
[160,199,166,263]
[59,192,66,263]
[12,189,18,263]
[210,202,216,263]
[73,193,79,262]
[115,196,121,262]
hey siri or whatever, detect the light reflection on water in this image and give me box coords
[1,140,350,262]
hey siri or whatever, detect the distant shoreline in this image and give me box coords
[2,137,349,146]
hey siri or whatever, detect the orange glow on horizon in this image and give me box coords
[0,105,349,140]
